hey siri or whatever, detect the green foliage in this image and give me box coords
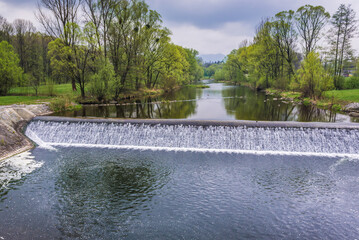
[343,77,359,89]
[297,52,334,98]
[49,95,80,112]
[0,41,23,95]
[89,59,115,101]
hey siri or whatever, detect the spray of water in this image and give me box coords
[25,121,359,158]
[0,151,43,190]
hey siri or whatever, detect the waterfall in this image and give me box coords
[25,120,359,157]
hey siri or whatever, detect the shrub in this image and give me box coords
[49,95,72,112]
[344,76,359,89]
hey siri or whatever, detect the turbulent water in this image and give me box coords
[1,120,359,239]
[26,120,359,157]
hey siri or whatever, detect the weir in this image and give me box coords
[25,116,359,157]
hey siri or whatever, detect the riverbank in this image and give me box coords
[0,104,52,161]
[265,88,359,117]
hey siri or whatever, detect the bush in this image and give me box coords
[49,95,72,112]
[343,76,359,89]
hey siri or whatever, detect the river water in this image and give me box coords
[1,148,359,239]
[53,81,355,122]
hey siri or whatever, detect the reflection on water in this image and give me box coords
[1,148,359,239]
[53,81,355,122]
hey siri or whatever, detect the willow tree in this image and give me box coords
[108,0,164,95]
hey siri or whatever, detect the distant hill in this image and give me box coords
[199,54,225,63]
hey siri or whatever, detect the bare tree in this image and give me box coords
[0,15,13,43]
[83,0,115,57]
[295,5,330,56]
[329,4,357,88]
[37,0,83,90]
[13,19,36,72]
[36,0,83,46]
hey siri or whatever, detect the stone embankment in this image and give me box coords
[0,104,51,161]
[344,103,359,118]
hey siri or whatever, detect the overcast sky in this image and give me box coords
[1,0,358,56]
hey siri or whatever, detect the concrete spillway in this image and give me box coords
[24,116,359,158]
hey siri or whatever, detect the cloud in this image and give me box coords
[0,0,38,26]
[148,0,359,54]
[1,0,359,55]
[166,21,253,55]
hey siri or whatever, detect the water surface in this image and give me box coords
[1,148,359,239]
[53,81,355,122]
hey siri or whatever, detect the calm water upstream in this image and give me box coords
[1,148,359,239]
[53,80,356,122]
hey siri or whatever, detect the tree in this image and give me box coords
[13,19,36,72]
[0,41,23,95]
[37,0,83,91]
[83,0,115,57]
[329,4,357,89]
[108,0,164,92]
[297,51,333,98]
[295,5,330,56]
[0,16,13,43]
[36,0,82,46]
[48,23,97,98]
[272,10,298,84]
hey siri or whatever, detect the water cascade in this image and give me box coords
[25,119,359,157]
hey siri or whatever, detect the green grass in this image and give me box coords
[324,89,359,103]
[9,84,80,96]
[0,96,54,105]
[187,84,210,89]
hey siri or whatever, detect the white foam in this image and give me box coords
[49,142,359,158]
[0,151,43,190]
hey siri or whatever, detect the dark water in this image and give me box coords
[1,148,359,239]
[53,81,355,122]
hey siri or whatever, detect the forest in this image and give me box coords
[208,4,358,99]
[0,0,204,101]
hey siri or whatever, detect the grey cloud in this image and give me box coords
[147,0,347,29]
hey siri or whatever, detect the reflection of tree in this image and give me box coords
[61,86,201,119]
[297,105,337,122]
[222,86,337,122]
[54,149,170,237]
[222,87,296,121]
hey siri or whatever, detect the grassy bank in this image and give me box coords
[0,96,54,105]
[1,83,167,111]
[266,88,359,112]
[324,89,359,103]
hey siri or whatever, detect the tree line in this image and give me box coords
[213,4,358,98]
[0,0,204,100]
